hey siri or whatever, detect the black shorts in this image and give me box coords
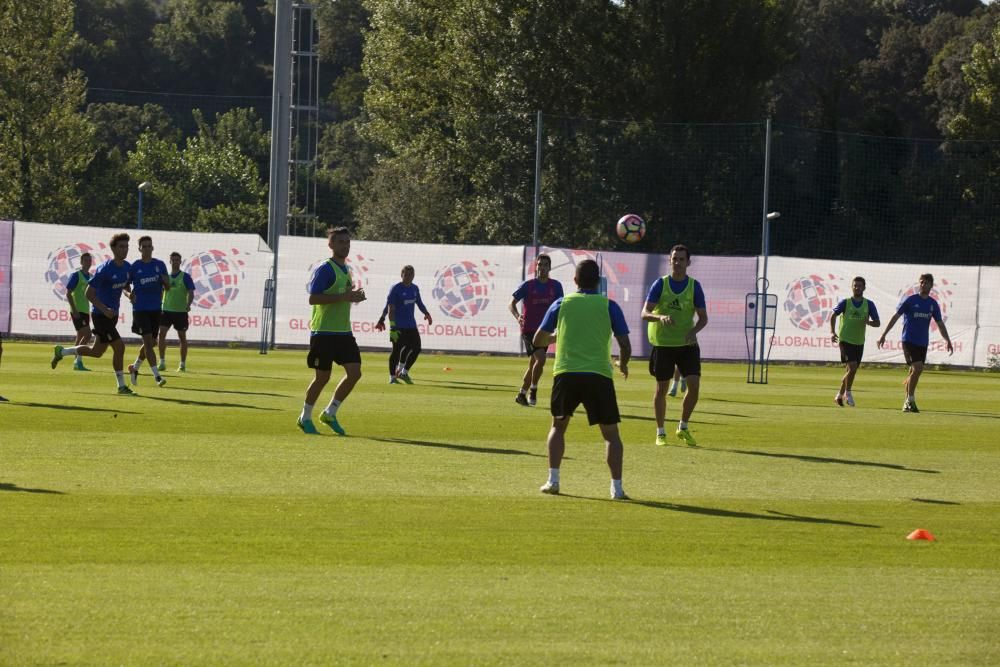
[92,312,121,344]
[648,345,701,381]
[551,373,620,426]
[308,334,362,371]
[839,342,864,364]
[160,311,190,332]
[71,312,91,331]
[521,331,543,355]
[131,311,162,337]
[903,342,928,365]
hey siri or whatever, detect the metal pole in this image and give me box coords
[758,118,773,373]
[137,189,144,230]
[532,110,543,251]
[267,0,293,250]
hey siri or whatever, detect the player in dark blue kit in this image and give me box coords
[51,233,136,394]
[376,265,433,384]
[125,236,170,387]
[877,273,953,412]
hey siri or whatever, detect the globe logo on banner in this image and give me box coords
[897,280,954,332]
[43,242,112,300]
[432,260,495,319]
[784,274,843,331]
[184,248,247,309]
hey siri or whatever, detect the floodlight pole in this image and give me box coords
[137,181,151,229]
[532,110,543,252]
[758,117,775,372]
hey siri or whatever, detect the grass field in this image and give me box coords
[1,341,999,665]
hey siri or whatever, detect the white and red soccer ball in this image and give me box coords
[616,214,646,244]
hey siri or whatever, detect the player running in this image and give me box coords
[126,236,170,387]
[877,273,953,412]
[509,253,563,406]
[375,265,432,384]
[64,251,94,371]
[51,233,135,394]
[829,276,880,406]
[158,251,195,372]
[298,226,367,435]
[641,244,708,446]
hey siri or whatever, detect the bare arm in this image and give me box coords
[687,307,708,345]
[936,319,954,355]
[532,329,554,350]
[876,312,902,348]
[509,298,523,325]
[829,312,839,342]
[86,285,114,318]
[614,334,631,378]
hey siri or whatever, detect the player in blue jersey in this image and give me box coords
[298,226,367,435]
[157,251,196,372]
[51,233,136,394]
[829,276,880,407]
[375,265,433,384]
[64,251,94,371]
[641,245,708,446]
[509,254,563,406]
[125,236,170,387]
[877,273,953,413]
[533,259,632,500]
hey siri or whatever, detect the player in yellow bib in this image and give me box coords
[829,276,880,407]
[298,226,367,435]
[641,244,708,446]
[158,251,196,372]
[64,252,93,371]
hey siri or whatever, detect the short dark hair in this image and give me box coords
[575,259,600,289]
[670,244,690,260]
[80,252,92,260]
[110,232,130,247]
[402,265,414,273]
[327,226,350,239]
[170,251,182,260]
[920,273,934,283]
[852,276,866,288]
[138,235,152,246]
[536,253,551,266]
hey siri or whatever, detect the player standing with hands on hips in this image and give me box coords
[642,244,708,446]
[829,276,880,407]
[158,251,196,372]
[877,273,953,413]
[298,226,366,435]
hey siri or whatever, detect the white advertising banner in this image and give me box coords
[975,267,1000,368]
[275,236,525,353]
[766,257,979,366]
[10,222,272,342]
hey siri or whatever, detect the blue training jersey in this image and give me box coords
[897,294,942,347]
[645,276,706,309]
[386,282,428,329]
[65,270,91,292]
[129,258,169,312]
[89,259,132,314]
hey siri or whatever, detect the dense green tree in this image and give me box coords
[949,23,1000,138]
[71,0,158,91]
[0,0,95,224]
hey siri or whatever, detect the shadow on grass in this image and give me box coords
[0,482,65,495]
[7,402,141,415]
[192,371,295,382]
[177,386,291,398]
[136,394,282,411]
[719,448,939,474]
[623,497,879,528]
[372,436,545,458]
[418,379,516,391]
[912,497,961,505]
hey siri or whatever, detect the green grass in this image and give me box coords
[2,341,999,665]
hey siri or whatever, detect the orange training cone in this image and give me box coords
[907,529,935,541]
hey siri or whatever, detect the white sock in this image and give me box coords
[678,420,689,430]
[548,468,560,485]
[611,479,624,494]
[115,371,125,388]
[149,361,161,380]
[134,357,143,368]
[529,384,537,391]
[300,403,314,421]
[325,398,342,417]
[61,346,80,358]
[657,427,666,436]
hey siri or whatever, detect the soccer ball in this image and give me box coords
[616,214,646,244]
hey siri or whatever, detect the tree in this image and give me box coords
[0,0,95,223]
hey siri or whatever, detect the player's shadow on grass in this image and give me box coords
[10,401,141,415]
[619,413,726,426]
[0,482,65,494]
[418,379,517,392]
[136,394,282,411]
[627,499,879,528]
[192,371,294,381]
[372,436,545,457]
[912,497,961,505]
[178,386,291,398]
[934,410,1000,420]
[720,448,939,474]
